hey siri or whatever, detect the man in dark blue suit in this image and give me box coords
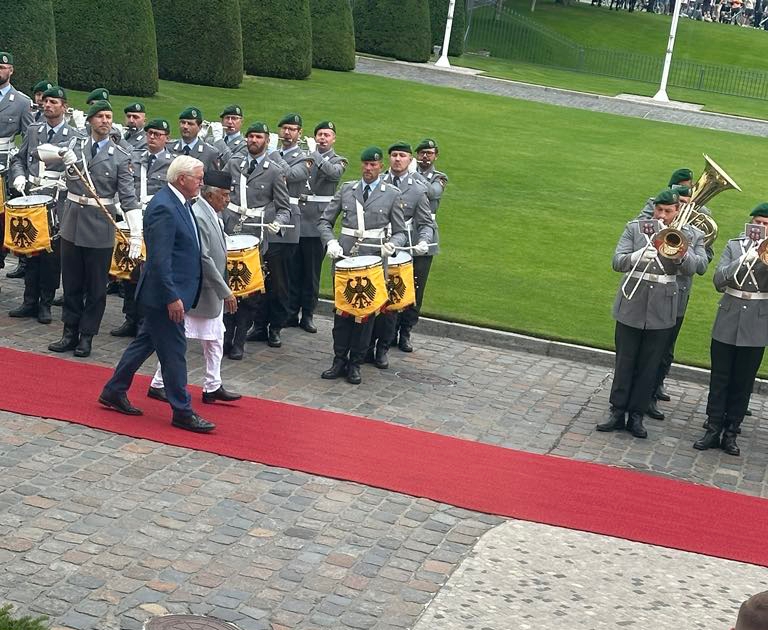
[99,155,215,433]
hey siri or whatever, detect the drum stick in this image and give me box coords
[242,222,295,229]
[357,242,436,250]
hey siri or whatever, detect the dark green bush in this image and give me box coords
[354,0,432,63]
[0,604,48,630]
[310,0,356,71]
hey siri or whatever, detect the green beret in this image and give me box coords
[388,141,412,154]
[278,113,303,127]
[0,52,14,65]
[179,106,202,122]
[314,121,336,135]
[360,146,383,162]
[144,118,170,133]
[671,184,691,197]
[85,100,112,120]
[42,85,66,101]
[124,102,145,114]
[86,88,109,104]
[654,189,680,206]
[33,80,53,94]
[246,121,269,135]
[750,203,768,217]
[416,138,438,152]
[668,168,693,186]
[220,104,243,117]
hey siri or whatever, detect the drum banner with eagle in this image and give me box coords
[383,260,415,312]
[226,247,265,298]
[333,264,388,321]
[4,205,52,255]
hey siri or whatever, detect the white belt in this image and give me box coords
[341,227,386,239]
[431,213,437,222]
[288,196,301,205]
[303,194,333,203]
[0,137,13,150]
[228,203,264,217]
[29,173,63,186]
[726,287,768,300]
[628,271,676,284]
[67,192,116,207]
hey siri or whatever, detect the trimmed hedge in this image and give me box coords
[53,0,158,96]
[310,0,356,71]
[152,0,243,88]
[354,0,432,63]
[0,0,58,95]
[429,0,466,57]
[241,0,312,79]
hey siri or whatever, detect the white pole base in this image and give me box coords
[435,55,451,68]
[652,89,669,102]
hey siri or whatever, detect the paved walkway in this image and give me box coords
[0,273,765,629]
[354,56,768,138]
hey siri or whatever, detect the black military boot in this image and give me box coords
[374,343,389,369]
[655,384,671,402]
[229,325,247,360]
[299,313,317,333]
[646,399,665,420]
[246,325,267,342]
[37,291,54,324]
[48,325,79,352]
[346,362,362,385]
[596,408,626,432]
[110,318,138,337]
[693,417,722,451]
[627,411,648,438]
[74,334,93,358]
[321,356,348,380]
[9,300,38,318]
[6,257,27,279]
[267,327,282,348]
[398,326,413,352]
[52,294,64,307]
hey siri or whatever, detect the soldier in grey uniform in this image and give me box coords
[167,107,224,172]
[0,51,35,276]
[122,102,148,150]
[30,80,53,123]
[7,86,82,324]
[368,141,434,369]
[48,100,142,358]
[693,204,768,457]
[288,120,347,334]
[396,137,448,352]
[110,118,174,338]
[85,88,109,106]
[221,121,290,359]
[319,146,407,385]
[212,105,246,164]
[598,189,705,439]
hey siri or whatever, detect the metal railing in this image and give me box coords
[465,4,768,99]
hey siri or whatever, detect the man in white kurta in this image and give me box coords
[149,170,241,403]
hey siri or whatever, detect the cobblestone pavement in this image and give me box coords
[0,275,766,629]
[355,56,768,138]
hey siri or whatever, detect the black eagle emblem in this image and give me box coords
[344,275,377,309]
[228,260,252,293]
[387,275,406,303]
[9,217,39,249]
[114,242,138,275]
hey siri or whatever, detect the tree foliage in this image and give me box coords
[310,0,356,71]
[354,0,432,63]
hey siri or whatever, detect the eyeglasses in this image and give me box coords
[146,130,167,138]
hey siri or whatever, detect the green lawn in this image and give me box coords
[76,69,767,370]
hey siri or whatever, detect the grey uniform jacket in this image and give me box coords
[0,86,33,168]
[131,149,173,205]
[123,129,148,151]
[318,180,407,256]
[611,219,701,330]
[416,165,447,255]
[300,148,346,238]
[59,138,140,249]
[221,154,291,256]
[167,138,223,172]
[381,171,435,254]
[275,144,311,245]
[188,197,232,319]
[213,135,246,165]
[711,235,768,347]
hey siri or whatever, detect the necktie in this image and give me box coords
[47,128,55,143]
[147,154,156,171]
[279,150,284,157]
[392,176,400,188]
[125,130,132,141]
[91,142,99,158]
[248,159,256,175]
[363,185,371,202]
[224,135,230,145]
[183,145,191,156]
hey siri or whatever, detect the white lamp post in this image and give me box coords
[653,0,683,102]
[435,0,456,68]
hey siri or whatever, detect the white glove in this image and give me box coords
[744,247,759,264]
[265,221,281,235]
[61,149,77,166]
[640,247,657,263]
[13,176,26,194]
[412,241,429,256]
[381,242,397,257]
[326,239,343,259]
[129,235,143,260]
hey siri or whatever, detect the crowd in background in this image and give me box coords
[590,0,768,27]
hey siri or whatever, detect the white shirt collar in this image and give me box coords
[168,183,189,206]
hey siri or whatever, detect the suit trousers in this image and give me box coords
[654,315,685,392]
[60,238,113,335]
[289,236,324,316]
[706,339,764,429]
[609,321,673,414]
[399,255,433,330]
[332,314,375,364]
[102,306,193,417]
[22,238,61,305]
[151,337,223,393]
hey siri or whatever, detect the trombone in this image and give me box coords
[621,220,661,300]
[735,224,768,287]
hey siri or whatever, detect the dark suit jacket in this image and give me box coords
[136,184,202,311]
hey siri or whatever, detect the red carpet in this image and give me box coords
[1,346,767,566]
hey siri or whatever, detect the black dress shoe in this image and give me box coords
[110,320,138,337]
[398,330,413,353]
[655,384,671,402]
[246,326,267,342]
[74,334,93,357]
[321,358,347,379]
[52,295,64,307]
[627,412,648,438]
[229,344,244,360]
[694,428,721,451]
[267,328,282,348]
[346,363,362,385]
[98,390,143,415]
[721,434,740,456]
[9,303,38,318]
[202,386,242,403]
[374,345,389,369]
[299,315,317,333]
[37,304,52,324]
[147,386,168,402]
[646,400,665,421]
[596,409,625,432]
[49,326,79,352]
[172,412,215,433]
